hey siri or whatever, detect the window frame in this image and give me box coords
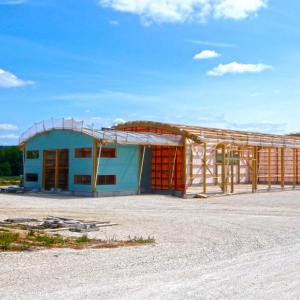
[74,148,92,158]
[97,148,117,158]
[74,174,92,185]
[26,150,39,159]
[97,175,116,185]
[26,173,38,182]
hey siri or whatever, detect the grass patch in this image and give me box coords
[76,235,92,243]
[0,176,20,186]
[128,236,156,244]
[0,225,155,252]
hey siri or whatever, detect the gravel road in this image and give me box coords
[1,191,300,299]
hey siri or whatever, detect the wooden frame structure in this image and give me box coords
[114,121,300,196]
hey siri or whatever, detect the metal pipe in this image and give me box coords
[170,147,178,188]
[138,146,145,194]
[94,143,102,190]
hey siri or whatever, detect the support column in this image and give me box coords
[182,138,187,196]
[221,145,226,193]
[297,149,299,185]
[168,147,172,193]
[215,148,218,186]
[252,146,257,193]
[281,147,285,189]
[237,148,240,184]
[92,140,98,193]
[189,145,193,189]
[203,143,207,193]
[55,150,59,189]
[231,149,234,193]
[268,148,271,190]
[293,148,296,188]
[138,146,145,194]
[276,147,279,184]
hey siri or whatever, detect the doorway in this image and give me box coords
[43,149,69,190]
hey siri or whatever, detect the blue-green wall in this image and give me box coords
[24,130,139,192]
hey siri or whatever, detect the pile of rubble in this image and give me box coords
[1,216,117,232]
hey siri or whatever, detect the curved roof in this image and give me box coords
[114,120,300,148]
[18,118,183,147]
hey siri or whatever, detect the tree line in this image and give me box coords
[0,146,23,176]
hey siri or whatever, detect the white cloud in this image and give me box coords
[99,0,267,24]
[0,134,19,139]
[109,20,119,25]
[85,110,90,113]
[196,114,225,123]
[250,92,259,97]
[213,0,267,19]
[207,62,272,76]
[0,124,18,131]
[194,50,220,59]
[228,121,286,134]
[54,90,154,103]
[186,40,234,47]
[114,118,126,124]
[0,69,34,88]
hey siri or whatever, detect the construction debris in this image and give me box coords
[0,216,117,232]
[193,193,209,199]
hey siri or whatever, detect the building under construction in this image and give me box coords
[114,121,300,197]
[18,118,300,197]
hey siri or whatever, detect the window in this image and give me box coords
[97,175,116,185]
[217,153,238,165]
[74,175,91,185]
[26,173,38,182]
[75,148,92,158]
[97,148,116,158]
[26,150,39,159]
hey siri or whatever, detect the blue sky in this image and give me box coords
[1,0,300,145]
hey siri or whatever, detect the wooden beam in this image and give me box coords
[297,149,299,184]
[203,142,206,193]
[55,150,59,189]
[189,145,193,188]
[92,139,98,193]
[182,138,187,195]
[215,148,218,186]
[293,148,296,187]
[231,148,234,193]
[252,146,258,192]
[281,147,285,189]
[237,147,240,184]
[268,147,271,190]
[169,147,172,190]
[276,147,279,184]
[221,144,226,192]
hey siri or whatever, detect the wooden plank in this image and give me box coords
[281,147,285,188]
[203,143,206,193]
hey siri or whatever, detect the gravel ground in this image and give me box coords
[1,191,300,299]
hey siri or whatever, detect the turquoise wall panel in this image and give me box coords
[25,130,93,191]
[24,130,139,193]
[96,144,138,191]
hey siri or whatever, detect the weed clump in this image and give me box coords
[76,235,92,243]
[0,225,155,252]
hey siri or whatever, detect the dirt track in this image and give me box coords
[1,191,300,299]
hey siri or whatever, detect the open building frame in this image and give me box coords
[114,121,300,197]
